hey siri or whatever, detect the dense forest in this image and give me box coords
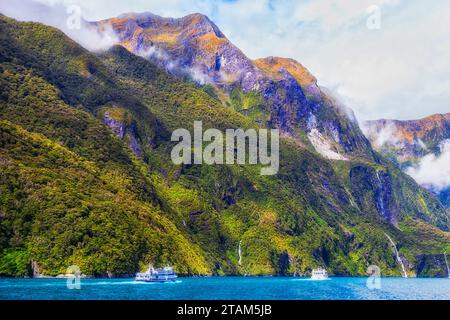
[0,15,449,277]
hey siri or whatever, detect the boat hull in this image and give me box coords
[136,279,178,283]
[135,275,178,283]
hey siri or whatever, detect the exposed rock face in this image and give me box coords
[31,260,42,278]
[263,72,308,133]
[364,113,450,209]
[95,13,264,90]
[415,254,450,277]
[363,113,450,164]
[307,128,348,161]
[254,56,319,94]
[274,250,291,276]
[103,110,126,139]
[103,109,143,157]
[349,166,399,225]
[95,12,375,161]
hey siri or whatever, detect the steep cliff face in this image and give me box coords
[363,114,450,164]
[101,106,143,157]
[416,254,450,277]
[363,114,450,209]
[96,12,375,162]
[95,13,263,89]
[349,167,399,226]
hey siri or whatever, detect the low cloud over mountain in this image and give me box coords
[406,140,450,192]
[0,0,118,51]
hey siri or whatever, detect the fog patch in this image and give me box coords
[361,121,400,148]
[136,44,212,85]
[0,0,119,52]
[319,86,359,124]
[406,140,450,192]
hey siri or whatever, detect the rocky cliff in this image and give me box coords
[96,12,376,162]
[363,114,450,164]
[363,114,450,209]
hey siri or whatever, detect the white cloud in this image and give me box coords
[406,140,450,191]
[361,121,400,148]
[1,0,450,121]
[0,0,119,51]
[136,45,211,84]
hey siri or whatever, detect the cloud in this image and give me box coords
[136,45,211,84]
[0,0,118,51]
[406,140,450,192]
[361,121,400,148]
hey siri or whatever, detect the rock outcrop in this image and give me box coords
[102,107,143,157]
[364,113,450,209]
[363,113,450,164]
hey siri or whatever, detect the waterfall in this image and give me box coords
[384,233,408,278]
[376,171,386,217]
[238,240,242,265]
[444,252,450,279]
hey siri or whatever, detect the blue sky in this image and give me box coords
[1,0,450,121]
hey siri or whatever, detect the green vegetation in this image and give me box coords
[0,15,449,277]
[229,88,270,126]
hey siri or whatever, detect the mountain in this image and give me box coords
[363,113,450,209]
[363,113,450,165]
[95,12,376,162]
[1,13,449,278]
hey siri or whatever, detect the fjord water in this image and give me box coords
[1,277,450,300]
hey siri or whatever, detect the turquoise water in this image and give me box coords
[1,277,449,300]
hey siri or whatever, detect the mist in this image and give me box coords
[0,0,119,52]
[406,140,450,192]
[136,45,211,85]
[361,121,401,149]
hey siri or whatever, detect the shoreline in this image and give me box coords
[1,275,449,279]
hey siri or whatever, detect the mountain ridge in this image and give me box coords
[363,112,450,164]
[96,11,377,163]
[363,113,450,210]
[364,113,450,145]
[1,13,449,278]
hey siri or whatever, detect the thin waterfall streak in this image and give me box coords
[385,233,407,278]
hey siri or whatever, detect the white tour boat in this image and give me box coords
[135,265,178,283]
[311,267,329,280]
